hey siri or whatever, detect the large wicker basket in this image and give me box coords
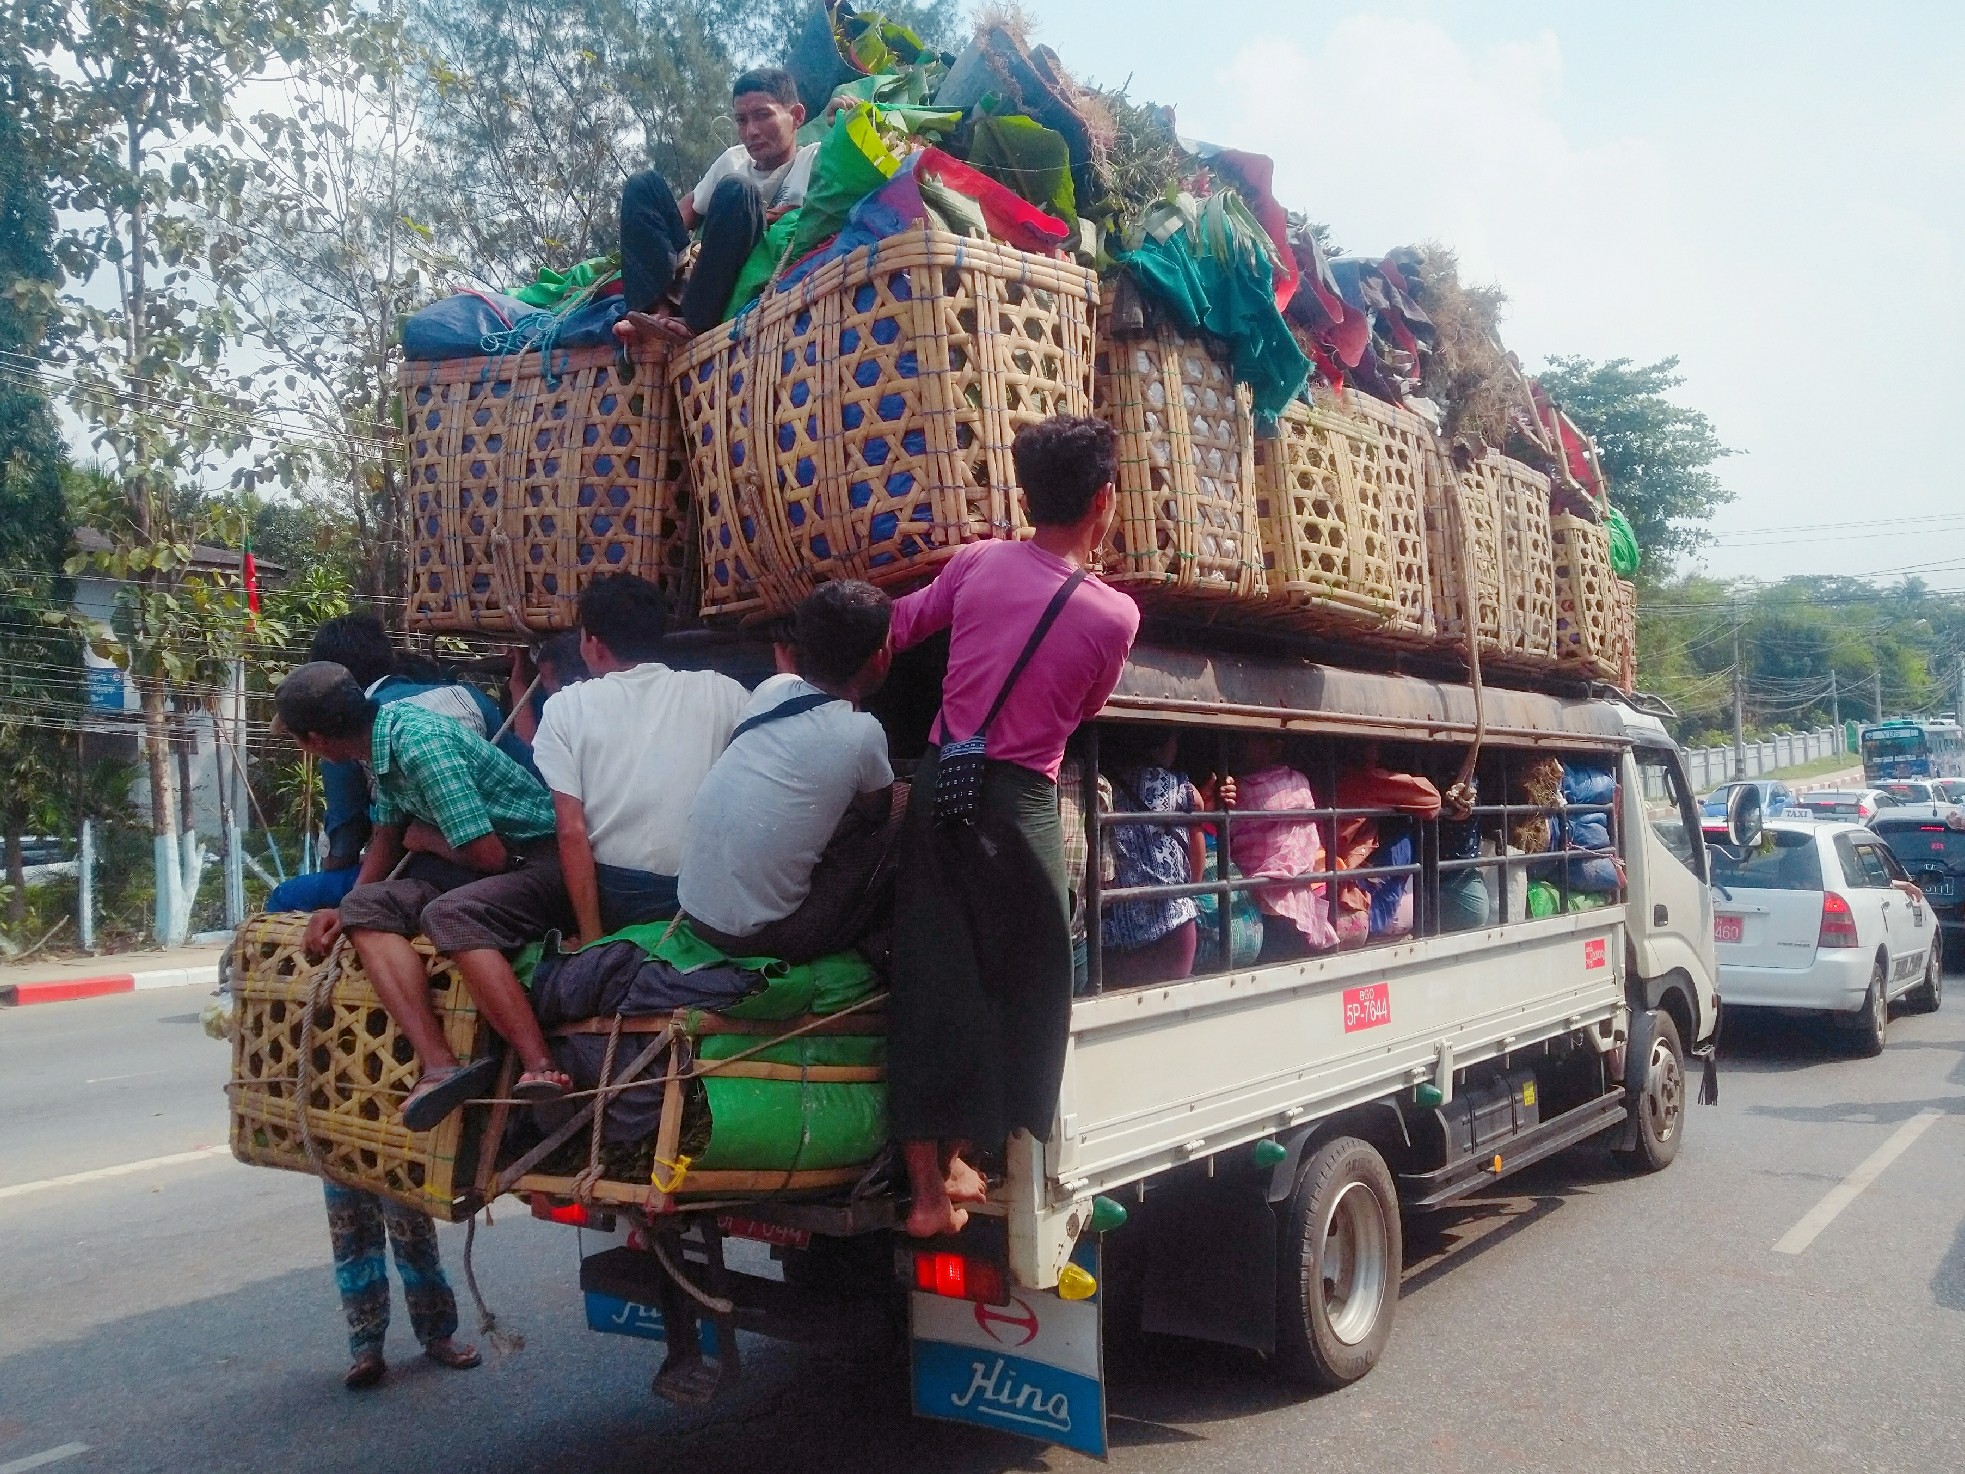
[1093,316,1264,604]
[675,226,1098,619]
[1323,388,1434,644]
[402,341,691,633]
[228,913,493,1220]
[1426,446,1508,657]
[1612,576,1638,691]
[1552,512,1617,676]
[1248,396,1396,631]
[1485,453,1558,669]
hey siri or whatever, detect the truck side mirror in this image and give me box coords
[1726,783,1764,849]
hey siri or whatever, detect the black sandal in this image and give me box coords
[401,1057,498,1132]
[344,1350,386,1390]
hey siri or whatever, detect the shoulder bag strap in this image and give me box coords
[729,690,838,742]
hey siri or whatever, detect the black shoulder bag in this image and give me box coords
[933,568,1090,826]
[728,690,838,742]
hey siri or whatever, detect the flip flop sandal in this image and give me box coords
[401,1057,499,1132]
[423,1339,482,1371]
[512,1069,572,1103]
[344,1351,386,1390]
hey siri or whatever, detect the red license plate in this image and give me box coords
[1342,982,1391,1033]
[1714,914,1744,944]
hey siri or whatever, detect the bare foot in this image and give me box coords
[944,1156,988,1205]
[906,1196,970,1238]
[613,311,692,349]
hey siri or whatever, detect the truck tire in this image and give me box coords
[1613,1011,1685,1172]
[1841,962,1889,1057]
[1906,939,1943,1014]
[1273,1136,1401,1390]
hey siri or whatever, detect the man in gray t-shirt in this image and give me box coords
[679,582,902,964]
[616,65,817,342]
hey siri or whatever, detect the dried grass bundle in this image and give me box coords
[1080,84,1187,237]
[1402,244,1526,447]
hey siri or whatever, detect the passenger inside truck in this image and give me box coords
[1070,726,1627,994]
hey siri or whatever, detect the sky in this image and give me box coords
[1025,0,1965,587]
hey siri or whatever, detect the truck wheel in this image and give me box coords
[1273,1136,1401,1390]
[1613,1011,1685,1173]
[1842,962,1889,1056]
[1906,940,1943,1014]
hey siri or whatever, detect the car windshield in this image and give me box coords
[1872,823,1965,875]
[1880,782,1934,804]
[1711,830,1822,891]
[1798,793,1865,815]
[1935,782,1965,803]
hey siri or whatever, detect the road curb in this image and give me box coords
[0,963,220,1008]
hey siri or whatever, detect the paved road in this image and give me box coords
[4,984,1964,1474]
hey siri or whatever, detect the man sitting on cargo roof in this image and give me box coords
[278,661,579,1130]
[615,66,818,344]
[677,580,900,963]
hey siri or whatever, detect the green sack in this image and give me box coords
[1605,505,1641,576]
[507,256,617,310]
[788,102,903,261]
[968,112,1076,225]
[1526,880,1561,919]
[693,1034,886,1172]
[725,208,803,320]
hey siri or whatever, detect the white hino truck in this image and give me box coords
[524,634,1734,1458]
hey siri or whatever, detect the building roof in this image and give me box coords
[72,527,286,578]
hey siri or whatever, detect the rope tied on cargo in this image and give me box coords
[462,1210,525,1355]
[1435,432,1486,822]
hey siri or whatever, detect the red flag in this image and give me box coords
[242,538,260,621]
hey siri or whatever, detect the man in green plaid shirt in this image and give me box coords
[278,661,579,1130]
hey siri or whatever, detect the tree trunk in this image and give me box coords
[140,676,183,943]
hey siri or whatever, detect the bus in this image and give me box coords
[1860,719,1965,782]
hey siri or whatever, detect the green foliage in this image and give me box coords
[1537,356,1732,569]
[1639,573,1965,744]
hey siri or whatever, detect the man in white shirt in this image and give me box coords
[532,573,748,942]
[680,581,901,964]
[616,66,819,342]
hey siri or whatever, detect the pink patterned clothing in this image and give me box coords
[889,540,1140,781]
[1228,764,1338,951]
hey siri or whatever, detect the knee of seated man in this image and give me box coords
[622,167,677,208]
[704,175,762,219]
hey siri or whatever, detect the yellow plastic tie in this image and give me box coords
[650,1153,694,1194]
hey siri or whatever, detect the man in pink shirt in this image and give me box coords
[886,414,1140,1238]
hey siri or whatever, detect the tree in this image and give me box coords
[1537,355,1732,570]
[22,0,331,941]
[0,12,80,928]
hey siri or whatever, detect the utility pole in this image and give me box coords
[1732,621,1747,780]
[1873,666,1884,722]
[1830,670,1841,753]
[1954,655,1965,723]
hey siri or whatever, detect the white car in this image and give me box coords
[1872,779,1965,820]
[1711,817,1941,1054]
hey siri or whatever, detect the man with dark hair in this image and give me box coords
[507,629,592,748]
[680,580,900,963]
[616,66,816,343]
[883,414,1141,1237]
[532,573,748,942]
[277,662,576,1129]
[268,612,525,912]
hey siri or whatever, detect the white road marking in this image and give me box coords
[1773,1109,1944,1255]
[82,1069,169,1086]
[0,1444,91,1474]
[0,1146,230,1202]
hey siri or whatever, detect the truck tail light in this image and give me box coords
[911,1250,1008,1306]
[530,1194,592,1227]
[1819,892,1861,948]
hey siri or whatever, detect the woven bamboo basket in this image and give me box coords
[1486,454,1559,669]
[1552,512,1617,675]
[228,912,492,1220]
[1426,446,1508,657]
[402,341,691,633]
[512,1005,886,1210]
[1092,315,1264,604]
[1322,388,1434,644]
[1613,576,1638,691]
[1247,396,1396,631]
[675,226,1098,619]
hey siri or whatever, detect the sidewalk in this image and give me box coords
[0,941,229,1007]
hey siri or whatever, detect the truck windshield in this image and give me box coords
[1710,831,1821,891]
